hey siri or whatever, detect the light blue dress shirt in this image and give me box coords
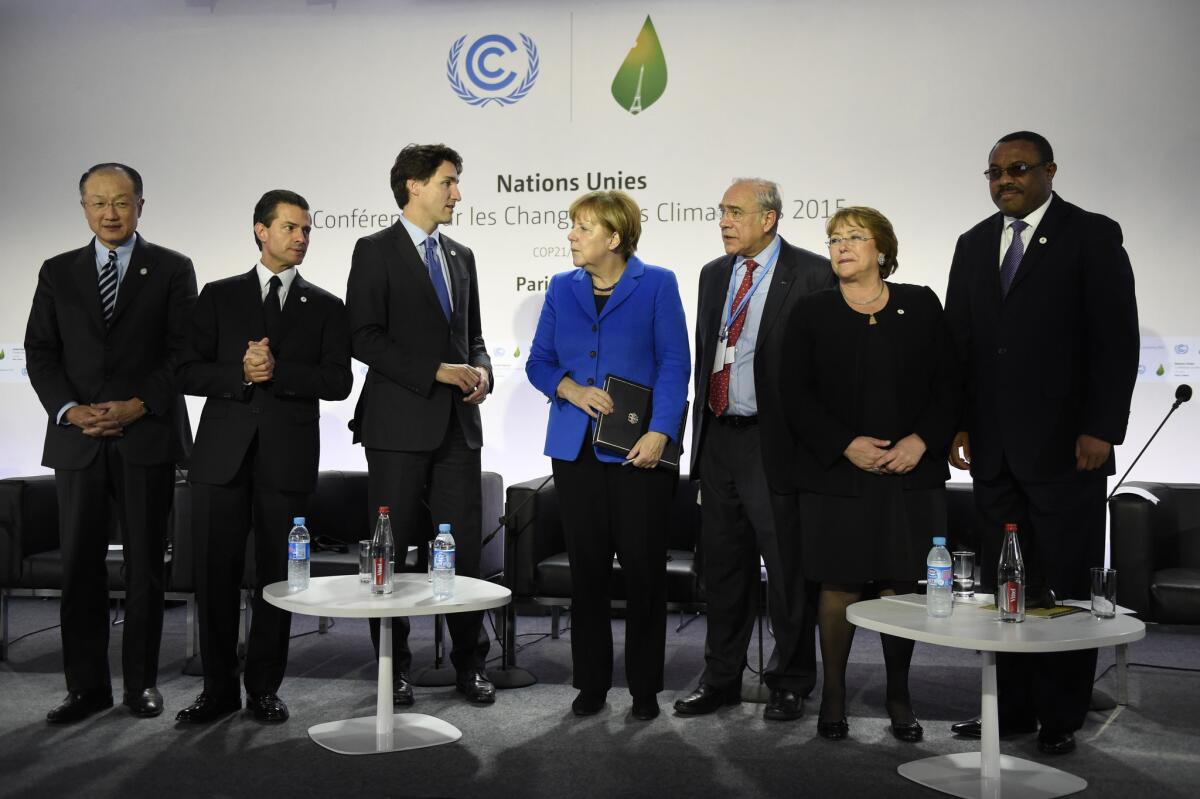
[724,234,780,416]
[398,213,454,312]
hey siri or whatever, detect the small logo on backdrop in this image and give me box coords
[447,33,539,107]
[1175,344,1190,355]
[611,16,667,115]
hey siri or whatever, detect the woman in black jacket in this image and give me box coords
[783,206,959,742]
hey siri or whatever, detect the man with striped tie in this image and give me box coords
[24,163,197,723]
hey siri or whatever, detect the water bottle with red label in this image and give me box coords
[997,522,1025,622]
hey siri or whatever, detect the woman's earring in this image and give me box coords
[877,254,886,266]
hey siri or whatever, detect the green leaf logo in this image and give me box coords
[513,346,521,358]
[1156,364,1165,376]
[611,16,667,115]
[0,349,5,360]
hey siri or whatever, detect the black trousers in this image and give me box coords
[975,463,1106,734]
[366,410,488,674]
[55,443,173,694]
[697,417,817,694]
[192,437,306,698]
[552,442,674,698]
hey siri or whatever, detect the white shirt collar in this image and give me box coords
[1004,192,1053,233]
[255,261,298,296]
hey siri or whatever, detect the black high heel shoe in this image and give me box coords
[817,717,849,740]
[890,719,924,742]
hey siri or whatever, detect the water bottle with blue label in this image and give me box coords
[431,523,455,601]
[287,516,310,592]
[927,536,952,618]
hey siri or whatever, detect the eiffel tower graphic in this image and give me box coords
[628,65,644,114]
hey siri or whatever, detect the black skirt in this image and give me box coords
[800,473,946,584]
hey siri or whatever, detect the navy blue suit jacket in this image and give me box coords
[526,256,690,463]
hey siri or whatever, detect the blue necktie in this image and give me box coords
[999,219,1029,298]
[99,250,118,325]
[424,237,451,321]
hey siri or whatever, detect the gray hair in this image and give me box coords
[731,177,782,232]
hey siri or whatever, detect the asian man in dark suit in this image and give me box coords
[25,163,197,723]
[174,190,352,724]
[675,178,834,720]
[346,144,494,706]
[944,132,1139,754]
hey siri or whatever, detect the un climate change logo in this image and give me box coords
[447,34,539,107]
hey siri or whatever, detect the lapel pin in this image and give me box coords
[1038,236,1047,244]
[300,296,308,303]
[139,267,147,275]
[449,250,457,256]
[897,308,905,315]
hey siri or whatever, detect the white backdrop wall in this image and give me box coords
[1,0,1196,488]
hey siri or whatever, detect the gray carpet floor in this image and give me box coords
[1,596,1197,798]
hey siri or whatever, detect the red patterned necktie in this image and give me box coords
[708,259,758,416]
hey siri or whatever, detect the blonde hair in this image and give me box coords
[569,191,641,260]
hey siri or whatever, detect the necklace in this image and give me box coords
[840,281,886,325]
[591,274,620,294]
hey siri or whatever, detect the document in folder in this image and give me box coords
[592,374,687,468]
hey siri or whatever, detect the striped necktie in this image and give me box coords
[99,250,118,325]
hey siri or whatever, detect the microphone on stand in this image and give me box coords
[1108,384,1192,499]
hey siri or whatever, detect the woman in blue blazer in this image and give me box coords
[526,190,690,721]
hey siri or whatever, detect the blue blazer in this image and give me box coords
[526,256,691,463]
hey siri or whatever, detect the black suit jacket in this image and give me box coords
[346,222,491,452]
[178,268,352,492]
[24,235,197,469]
[783,283,960,496]
[944,193,1139,483]
[689,236,835,492]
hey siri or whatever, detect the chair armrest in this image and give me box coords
[505,476,561,597]
[0,476,60,586]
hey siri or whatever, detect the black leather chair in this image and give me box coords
[1110,482,1200,624]
[503,474,703,647]
[0,473,192,662]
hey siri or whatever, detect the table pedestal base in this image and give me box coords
[898,752,1087,799]
[307,713,462,755]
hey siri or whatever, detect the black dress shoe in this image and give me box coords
[763,688,803,721]
[890,720,924,742]
[950,717,1038,738]
[175,692,241,724]
[393,672,414,707]
[123,687,164,718]
[247,693,289,723]
[673,683,740,716]
[1037,730,1076,755]
[572,690,607,716]
[46,690,113,724]
[817,717,849,740]
[631,695,659,721]
[456,670,496,705]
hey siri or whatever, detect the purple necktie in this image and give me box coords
[999,220,1029,297]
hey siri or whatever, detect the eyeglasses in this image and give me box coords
[825,234,873,248]
[983,162,1047,181]
[718,206,765,222]
[83,200,135,212]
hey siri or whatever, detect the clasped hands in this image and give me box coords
[243,337,276,383]
[66,398,146,438]
[437,362,489,404]
[556,377,665,468]
[844,433,926,475]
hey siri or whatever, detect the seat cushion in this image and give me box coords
[1151,568,1200,624]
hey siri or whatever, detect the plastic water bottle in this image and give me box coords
[287,516,310,592]
[431,523,455,601]
[370,506,394,595]
[926,536,953,618]
[997,523,1026,622]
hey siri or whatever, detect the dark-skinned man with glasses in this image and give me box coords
[943,132,1139,755]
